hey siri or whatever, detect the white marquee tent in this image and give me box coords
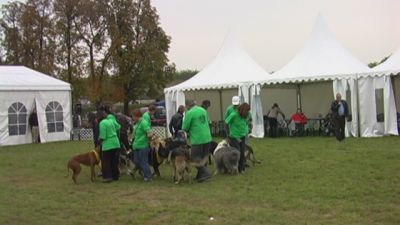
[0,66,72,146]
[365,48,400,135]
[255,15,390,137]
[164,34,272,137]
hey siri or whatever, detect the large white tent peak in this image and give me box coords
[266,15,370,84]
[0,66,71,91]
[164,33,271,93]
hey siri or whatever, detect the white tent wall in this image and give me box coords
[260,86,297,118]
[0,90,72,146]
[300,81,333,118]
[358,76,398,136]
[184,89,237,122]
[250,84,264,137]
[393,76,400,112]
[35,91,72,143]
[0,91,36,146]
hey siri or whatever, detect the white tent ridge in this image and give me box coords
[260,15,370,85]
[165,34,271,93]
[0,66,71,91]
[164,33,271,138]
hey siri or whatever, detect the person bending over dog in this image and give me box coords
[99,111,121,183]
[131,109,153,182]
[169,105,185,138]
[225,102,251,173]
[182,100,212,183]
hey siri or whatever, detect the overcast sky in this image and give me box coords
[151,0,400,72]
[1,0,399,72]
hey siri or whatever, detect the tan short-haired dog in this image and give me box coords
[67,148,101,184]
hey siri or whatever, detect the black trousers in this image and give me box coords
[228,137,246,173]
[268,118,278,138]
[102,148,120,180]
[334,116,346,141]
[191,142,211,178]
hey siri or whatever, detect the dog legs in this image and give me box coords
[68,160,81,184]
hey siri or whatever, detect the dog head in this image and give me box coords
[211,139,230,155]
[216,139,229,150]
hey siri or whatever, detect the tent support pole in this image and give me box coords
[219,90,223,121]
[356,76,361,137]
[297,84,302,109]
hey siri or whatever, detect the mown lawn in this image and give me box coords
[0,137,399,225]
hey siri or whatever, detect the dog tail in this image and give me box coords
[65,161,71,178]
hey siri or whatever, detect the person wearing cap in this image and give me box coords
[224,96,241,137]
[182,100,212,182]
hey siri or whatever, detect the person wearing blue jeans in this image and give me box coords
[131,109,153,181]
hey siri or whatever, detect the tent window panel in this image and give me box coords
[45,101,64,133]
[8,102,28,136]
[9,114,18,124]
[346,89,352,122]
[19,114,27,124]
[56,122,64,132]
[55,112,63,121]
[48,123,56,133]
[9,125,18,136]
[375,89,384,122]
[19,125,26,135]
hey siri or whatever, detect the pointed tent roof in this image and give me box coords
[371,48,400,74]
[165,34,271,93]
[0,66,71,91]
[264,15,370,84]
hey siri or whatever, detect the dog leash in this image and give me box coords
[91,149,100,164]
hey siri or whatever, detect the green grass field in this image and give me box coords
[1,137,400,225]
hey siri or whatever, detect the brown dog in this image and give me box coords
[67,148,101,184]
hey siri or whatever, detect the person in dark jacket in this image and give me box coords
[330,93,349,142]
[169,105,185,137]
[29,108,39,143]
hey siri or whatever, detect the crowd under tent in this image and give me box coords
[0,66,72,146]
[255,15,375,137]
[164,34,272,138]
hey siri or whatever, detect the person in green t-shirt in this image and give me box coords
[223,96,241,137]
[225,102,251,173]
[182,100,212,182]
[143,104,156,125]
[131,109,153,181]
[99,112,121,183]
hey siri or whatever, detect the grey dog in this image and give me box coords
[211,139,240,175]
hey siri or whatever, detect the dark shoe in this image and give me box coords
[197,173,211,183]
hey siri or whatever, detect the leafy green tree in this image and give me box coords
[368,55,390,68]
[108,0,174,114]
[0,2,24,64]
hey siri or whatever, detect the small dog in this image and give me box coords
[67,147,101,184]
[244,144,261,166]
[211,139,240,175]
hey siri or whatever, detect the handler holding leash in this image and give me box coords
[225,103,251,173]
[182,100,212,183]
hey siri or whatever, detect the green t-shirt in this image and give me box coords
[182,106,212,145]
[143,112,151,125]
[132,118,151,150]
[225,110,249,139]
[99,116,120,151]
[224,105,236,121]
[107,114,121,132]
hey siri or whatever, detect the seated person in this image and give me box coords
[289,108,308,136]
